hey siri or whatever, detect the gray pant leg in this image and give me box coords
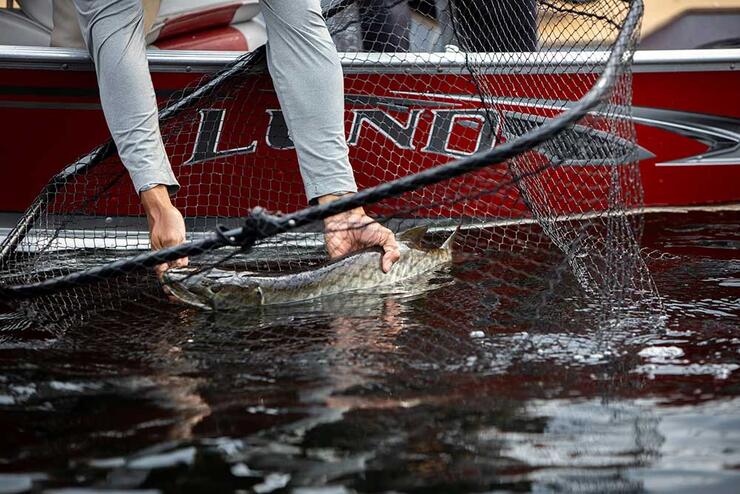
[72,0,178,194]
[261,0,357,202]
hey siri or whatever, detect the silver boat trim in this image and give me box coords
[4,203,740,251]
[0,45,738,74]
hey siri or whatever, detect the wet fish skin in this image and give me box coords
[164,226,455,309]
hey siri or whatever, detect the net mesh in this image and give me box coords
[0,0,661,370]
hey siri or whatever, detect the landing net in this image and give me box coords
[0,1,660,368]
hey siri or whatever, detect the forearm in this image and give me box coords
[72,0,179,195]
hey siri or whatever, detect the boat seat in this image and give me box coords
[151,0,260,42]
[17,0,261,36]
[154,19,266,51]
[0,9,51,47]
[157,0,260,22]
[2,0,262,50]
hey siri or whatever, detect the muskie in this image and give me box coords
[163,226,456,309]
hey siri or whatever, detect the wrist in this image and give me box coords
[318,192,365,219]
[141,185,174,219]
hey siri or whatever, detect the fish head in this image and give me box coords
[162,269,212,309]
[209,282,265,310]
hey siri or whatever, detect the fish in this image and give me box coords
[163,226,456,310]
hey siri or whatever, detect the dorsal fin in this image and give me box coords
[397,225,428,247]
[441,226,460,251]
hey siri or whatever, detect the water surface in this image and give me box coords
[0,210,738,493]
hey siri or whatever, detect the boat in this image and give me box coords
[0,1,738,222]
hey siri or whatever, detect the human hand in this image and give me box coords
[141,185,189,278]
[319,194,400,273]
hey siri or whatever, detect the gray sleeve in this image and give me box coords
[261,0,358,202]
[71,0,179,195]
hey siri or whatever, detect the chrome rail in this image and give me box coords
[0,45,738,74]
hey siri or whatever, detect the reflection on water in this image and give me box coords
[0,211,738,493]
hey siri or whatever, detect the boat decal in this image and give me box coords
[501,111,652,164]
[348,109,425,150]
[393,91,740,167]
[40,87,734,169]
[184,108,257,165]
[182,91,650,165]
[630,108,740,167]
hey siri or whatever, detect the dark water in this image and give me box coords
[1,210,738,493]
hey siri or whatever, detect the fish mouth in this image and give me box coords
[163,268,267,310]
[165,281,213,310]
[162,268,214,310]
[161,267,197,285]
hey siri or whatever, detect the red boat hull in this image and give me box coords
[0,48,738,218]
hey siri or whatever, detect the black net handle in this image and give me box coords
[0,0,643,300]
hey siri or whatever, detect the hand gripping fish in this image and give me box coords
[163,226,457,310]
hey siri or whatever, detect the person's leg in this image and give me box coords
[71,0,178,194]
[55,0,161,48]
[260,0,357,202]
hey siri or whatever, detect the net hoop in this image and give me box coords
[0,0,644,299]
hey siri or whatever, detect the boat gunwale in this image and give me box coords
[0,45,738,74]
